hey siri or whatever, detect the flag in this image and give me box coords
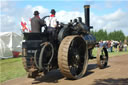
[21,17,31,32]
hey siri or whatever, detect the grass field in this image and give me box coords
[0,58,26,83]
[0,48,128,83]
[92,47,128,57]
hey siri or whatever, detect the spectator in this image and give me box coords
[99,40,104,48]
[119,41,123,51]
[103,41,108,48]
[113,41,118,52]
[110,40,114,52]
[124,40,127,52]
[107,40,111,52]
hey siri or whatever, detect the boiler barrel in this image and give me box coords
[83,34,96,49]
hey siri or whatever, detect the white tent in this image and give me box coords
[0,32,23,59]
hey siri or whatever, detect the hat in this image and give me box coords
[51,9,56,14]
[34,11,39,15]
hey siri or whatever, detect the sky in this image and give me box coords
[0,0,128,36]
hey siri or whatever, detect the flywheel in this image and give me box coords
[58,35,88,79]
[34,48,41,69]
[39,42,54,71]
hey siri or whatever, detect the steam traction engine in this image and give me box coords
[22,5,108,79]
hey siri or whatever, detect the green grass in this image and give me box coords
[0,57,26,83]
[108,51,128,57]
[92,47,128,57]
[0,48,128,83]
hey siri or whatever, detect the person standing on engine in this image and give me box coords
[48,9,57,28]
[31,11,44,32]
[47,9,57,41]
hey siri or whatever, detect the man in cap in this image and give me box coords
[47,9,57,41]
[48,9,57,28]
[31,11,44,32]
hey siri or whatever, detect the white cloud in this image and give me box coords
[0,2,128,36]
[56,11,84,23]
[0,1,9,12]
[0,1,15,13]
[0,3,49,33]
[55,9,128,36]
[103,9,124,21]
[32,6,49,16]
[21,5,49,19]
[89,9,128,36]
[0,14,18,32]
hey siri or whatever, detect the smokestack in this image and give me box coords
[84,5,90,31]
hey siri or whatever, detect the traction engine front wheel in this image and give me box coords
[97,47,108,69]
[58,35,88,79]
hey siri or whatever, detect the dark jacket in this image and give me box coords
[31,16,44,32]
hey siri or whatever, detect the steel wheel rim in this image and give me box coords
[58,35,88,79]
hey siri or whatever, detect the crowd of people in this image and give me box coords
[97,40,128,52]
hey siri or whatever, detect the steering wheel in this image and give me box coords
[42,16,49,21]
[41,16,50,32]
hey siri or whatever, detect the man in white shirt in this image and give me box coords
[47,9,57,41]
[48,9,57,28]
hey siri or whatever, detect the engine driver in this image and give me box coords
[31,11,44,32]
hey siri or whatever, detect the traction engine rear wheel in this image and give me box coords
[22,48,38,78]
[58,35,88,79]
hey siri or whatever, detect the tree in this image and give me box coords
[91,29,125,42]
[108,30,125,41]
[125,36,128,40]
[91,29,108,41]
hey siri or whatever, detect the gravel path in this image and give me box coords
[2,54,128,85]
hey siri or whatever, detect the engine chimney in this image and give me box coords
[84,5,90,32]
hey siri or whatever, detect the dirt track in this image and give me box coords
[2,54,128,85]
